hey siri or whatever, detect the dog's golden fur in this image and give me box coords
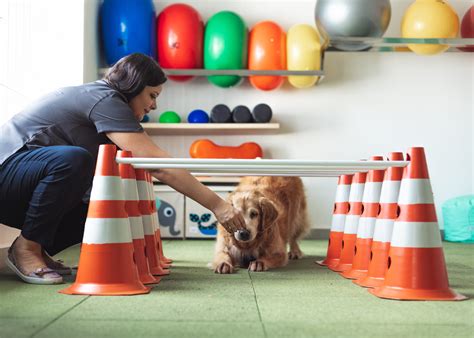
[212,176,310,273]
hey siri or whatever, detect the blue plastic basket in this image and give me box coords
[442,195,474,243]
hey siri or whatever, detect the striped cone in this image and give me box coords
[60,144,149,295]
[316,175,353,267]
[370,147,467,300]
[355,152,404,288]
[145,172,172,267]
[117,151,160,285]
[341,156,385,279]
[136,169,169,276]
[330,171,367,272]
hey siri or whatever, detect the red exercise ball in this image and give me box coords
[248,21,286,91]
[460,6,474,52]
[157,4,203,81]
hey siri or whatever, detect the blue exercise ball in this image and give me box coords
[101,0,156,65]
[315,0,391,51]
[141,115,150,123]
[188,109,210,123]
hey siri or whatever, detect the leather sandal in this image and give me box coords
[42,250,72,275]
[5,240,63,285]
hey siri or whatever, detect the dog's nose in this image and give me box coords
[235,229,251,242]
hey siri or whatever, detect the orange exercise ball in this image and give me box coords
[248,21,286,91]
[401,0,459,55]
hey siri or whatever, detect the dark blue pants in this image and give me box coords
[0,146,94,255]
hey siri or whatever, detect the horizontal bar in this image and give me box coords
[329,37,474,47]
[99,68,324,77]
[116,158,409,171]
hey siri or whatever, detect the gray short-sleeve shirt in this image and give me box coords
[0,80,143,165]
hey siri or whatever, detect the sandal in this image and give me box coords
[5,240,63,285]
[42,250,72,275]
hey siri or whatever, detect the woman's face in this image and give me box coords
[129,85,163,121]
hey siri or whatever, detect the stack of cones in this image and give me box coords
[341,156,385,279]
[60,144,149,295]
[356,152,404,288]
[330,171,367,272]
[370,147,466,300]
[145,172,173,268]
[136,169,169,276]
[117,151,160,285]
[317,175,353,267]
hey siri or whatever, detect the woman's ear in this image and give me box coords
[258,197,278,226]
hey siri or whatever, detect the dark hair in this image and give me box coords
[104,53,167,101]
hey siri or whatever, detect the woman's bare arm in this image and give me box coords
[106,131,245,233]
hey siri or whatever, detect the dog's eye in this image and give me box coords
[249,210,258,219]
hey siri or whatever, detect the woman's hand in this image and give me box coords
[212,199,246,234]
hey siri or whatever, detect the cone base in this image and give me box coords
[140,274,161,285]
[315,259,328,266]
[326,259,340,270]
[354,276,384,288]
[330,263,352,272]
[369,286,468,301]
[60,283,150,296]
[162,257,173,264]
[150,266,170,276]
[340,268,368,280]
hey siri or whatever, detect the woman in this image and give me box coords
[0,53,246,284]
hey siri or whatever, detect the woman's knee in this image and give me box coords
[51,146,94,176]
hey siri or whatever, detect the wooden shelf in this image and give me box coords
[142,123,280,135]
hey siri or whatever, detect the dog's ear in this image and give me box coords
[258,197,278,226]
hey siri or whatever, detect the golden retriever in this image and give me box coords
[212,176,310,273]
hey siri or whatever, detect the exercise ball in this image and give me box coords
[315,0,391,51]
[459,6,474,52]
[287,24,322,89]
[157,4,203,81]
[101,0,156,65]
[401,0,459,55]
[141,115,150,123]
[188,109,209,123]
[248,21,286,91]
[159,111,181,123]
[204,11,248,88]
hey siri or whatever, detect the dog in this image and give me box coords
[211,176,310,273]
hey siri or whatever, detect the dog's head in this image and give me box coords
[228,190,278,243]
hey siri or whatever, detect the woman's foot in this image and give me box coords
[7,235,63,284]
[42,250,72,275]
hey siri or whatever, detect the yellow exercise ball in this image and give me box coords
[401,0,459,55]
[287,24,322,89]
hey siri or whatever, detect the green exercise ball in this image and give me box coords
[204,11,247,88]
[159,111,181,123]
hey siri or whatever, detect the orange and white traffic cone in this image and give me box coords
[370,147,467,301]
[330,171,367,272]
[136,169,169,276]
[341,156,385,279]
[60,144,149,295]
[145,172,172,268]
[316,175,353,267]
[355,152,404,288]
[117,151,160,285]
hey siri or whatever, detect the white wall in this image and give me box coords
[146,0,473,229]
[0,0,86,126]
[1,0,473,233]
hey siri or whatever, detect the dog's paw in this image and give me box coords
[288,248,304,260]
[215,262,234,274]
[248,260,267,272]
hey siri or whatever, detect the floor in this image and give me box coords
[0,239,473,338]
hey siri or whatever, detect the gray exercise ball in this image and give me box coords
[315,0,391,51]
